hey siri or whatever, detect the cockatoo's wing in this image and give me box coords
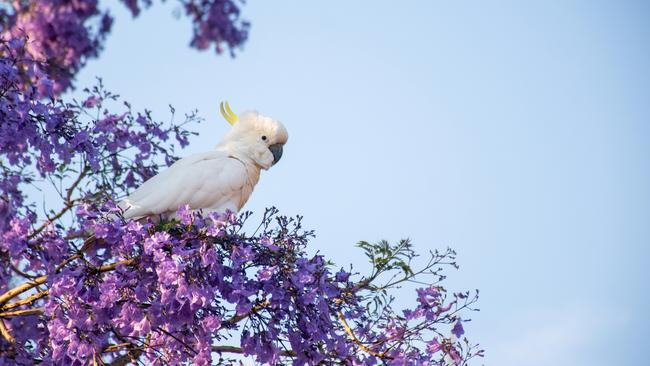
[121,151,251,219]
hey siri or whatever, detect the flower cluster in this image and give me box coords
[0,36,197,310]
[1,0,112,94]
[182,0,250,56]
[0,0,249,94]
[2,204,481,365]
[0,6,482,364]
[119,0,249,55]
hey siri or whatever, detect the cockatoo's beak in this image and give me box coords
[269,144,283,165]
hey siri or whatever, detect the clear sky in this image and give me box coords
[68,1,649,365]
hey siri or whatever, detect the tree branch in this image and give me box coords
[337,310,388,360]
[222,299,270,327]
[0,308,43,318]
[9,262,39,279]
[0,276,47,308]
[0,319,15,344]
[155,326,197,355]
[66,166,90,203]
[28,200,77,239]
[107,334,151,366]
[212,345,295,357]
[108,348,144,366]
[2,290,49,311]
[102,343,131,353]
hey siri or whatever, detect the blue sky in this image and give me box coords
[68,1,649,365]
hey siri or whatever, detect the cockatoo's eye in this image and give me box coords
[261,136,267,141]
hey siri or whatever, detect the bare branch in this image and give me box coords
[102,343,131,353]
[0,276,47,308]
[222,299,271,327]
[0,308,43,317]
[2,289,49,311]
[0,319,15,344]
[212,345,295,357]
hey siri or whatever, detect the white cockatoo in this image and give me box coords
[119,102,288,220]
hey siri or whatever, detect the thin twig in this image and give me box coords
[9,262,39,279]
[28,200,77,239]
[107,334,151,366]
[212,345,295,357]
[156,327,197,355]
[66,166,89,203]
[222,299,271,326]
[28,166,89,239]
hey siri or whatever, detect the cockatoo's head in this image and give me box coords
[219,102,289,170]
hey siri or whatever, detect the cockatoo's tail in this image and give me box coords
[119,102,288,220]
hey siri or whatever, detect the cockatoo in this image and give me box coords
[119,102,288,220]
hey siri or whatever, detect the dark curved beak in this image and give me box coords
[269,144,283,165]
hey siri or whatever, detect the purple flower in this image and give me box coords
[82,95,101,108]
[335,269,350,282]
[297,270,314,284]
[451,320,465,339]
[93,222,110,238]
[157,259,182,286]
[257,266,276,281]
[206,212,226,236]
[260,236,279,251]
[235,299,253,315]
[144,232,171,254]
[178,204,193,224]
[427,338,442,353]
[416,286,441,306]
[202,315,222,332]
[231,245,254,264]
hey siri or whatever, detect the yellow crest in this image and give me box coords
[219,101,238,126]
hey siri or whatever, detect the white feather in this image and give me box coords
[119,109,288,220]
[121,151,256,219]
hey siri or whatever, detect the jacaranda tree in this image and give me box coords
[0,1,483,365]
